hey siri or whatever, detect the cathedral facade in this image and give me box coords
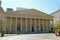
[0,1,53,33]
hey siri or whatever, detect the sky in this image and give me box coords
[1,0,60,14]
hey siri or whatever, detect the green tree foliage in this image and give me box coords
[1,31,4,37]
[55,20,60,29]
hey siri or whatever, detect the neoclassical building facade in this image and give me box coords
[0,1,53,33]
[51,9,60,25]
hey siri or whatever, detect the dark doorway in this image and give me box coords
[51,27,53,31]
[40,24,43,31]
[17,26,20,32]
[32,26,35,32]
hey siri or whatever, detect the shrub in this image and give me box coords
[55,20,60,29]
[1,31,4,37]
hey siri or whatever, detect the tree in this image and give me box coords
[55,20,60,29]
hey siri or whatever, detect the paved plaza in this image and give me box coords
[0,33,60,40]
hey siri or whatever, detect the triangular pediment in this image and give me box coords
[5,9,53,19]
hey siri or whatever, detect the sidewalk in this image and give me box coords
[0,33,60,40]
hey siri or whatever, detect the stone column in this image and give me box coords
[39,19,40,31]
[35,18,36,32]
[30,18,32,32]
[21,17,22,32]
[46,19,48,31]
[49,19,53,31]
[49,19,52,31]
[26,18,28,32]
[4,17,6,33]
[10,17,12,32]
[52,19,54,31]
[43,19,44,32]
[15,17,17,32]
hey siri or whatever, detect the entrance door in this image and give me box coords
[17,25,20,32]
[32,25,35,32]
[40,24,43,31]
